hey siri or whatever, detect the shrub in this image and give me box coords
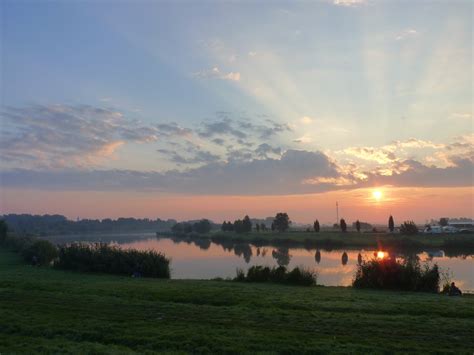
[1,234,35,252]
[22,240,58,266]
[400,221,418,235]
[234,265,316,286]
[55,243,170,278]
[353,258,440,292]
[0,220,8,243]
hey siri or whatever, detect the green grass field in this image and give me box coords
[1,249,473,353]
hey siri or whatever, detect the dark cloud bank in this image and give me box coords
[1,151,472,195]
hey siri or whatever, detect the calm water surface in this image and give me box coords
[48,233,474,292]
[117,236,474,292]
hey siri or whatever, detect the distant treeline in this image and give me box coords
[2,214,177,236]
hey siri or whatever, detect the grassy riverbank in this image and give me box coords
[167,230,474,254]
[1,249,473,353]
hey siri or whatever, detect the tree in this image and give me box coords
[439,218,449,227]
[388,215,395,232]
[273,213,291,232]
[183,223,193,234]
[0,220,7,243]
[233,219,244,233]
[193,219,211,234]
[355,220,361,233]
[400,221,418,235]
[340,219,347,233]
[242,215,252,233]
[221,221,228,232]
[171,223,183,234]
[313,220,320,233]
[260,223,266,232]
[255,223,260,232]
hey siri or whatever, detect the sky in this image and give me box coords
[0,0,473,224]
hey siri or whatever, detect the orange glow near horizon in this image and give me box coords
[376,251,386,259]
[1,186,473,224]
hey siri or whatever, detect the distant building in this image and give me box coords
[445,221,474,232]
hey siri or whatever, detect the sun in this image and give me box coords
[372,190,383,201]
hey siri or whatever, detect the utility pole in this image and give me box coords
[336,201,339,226]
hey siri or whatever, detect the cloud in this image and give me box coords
[294,135,312,144]
[0,104,159,169]
[450,112,472,120]
[300,116,313,124]
[193,67,241,81]
[395,29,419,41]
[2,148,472,194]
[362,157,474,188]
[198,116,291,141]
[248,51,257,57]
[157,148,221,165]
[332,0,367,6]
[254,143,282,158]
[0,150,342,195]
[343,147,397,164]
[156,123,193,137]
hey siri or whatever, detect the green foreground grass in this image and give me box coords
[1,249,473,354]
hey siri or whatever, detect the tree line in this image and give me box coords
[2,214,177,236]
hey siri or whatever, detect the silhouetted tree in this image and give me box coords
[242,215,252,233]
[184,223,193,233]
[357,253,362,265]
[260,223,266,232]
[171,223,183,233]
[255,223,260,232]
[355,220,361,233]
[388,215,395,232]
[340,219,347,233]
[342,251,348,265]
[0,220,7,243]
[221,221,228,232]
[315,250,321,264]
[400,221,418,235]
[271,222,275,232]
[439,218,449,227]
[313,220,320,233]
[273,213,291,232]
[272,247,291,266]
[233,219,244,233]
[193,219,211,234]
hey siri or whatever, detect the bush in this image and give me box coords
[400,221,418,235]
[0,220,8,243]
[22,240,58,266]
[1,234,35,252]
[234,265,316,286]
[353,258,440,292]
[55,243,170,278]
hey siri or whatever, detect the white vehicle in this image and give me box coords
[442,226,459,234]
[423,225,443,234]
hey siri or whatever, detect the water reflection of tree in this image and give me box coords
[357,253,362,265]
[272,248,291,266]
[315,250,321,264]
[234,243,253,263]
[341,252,348,266]
[193,238,211,250]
